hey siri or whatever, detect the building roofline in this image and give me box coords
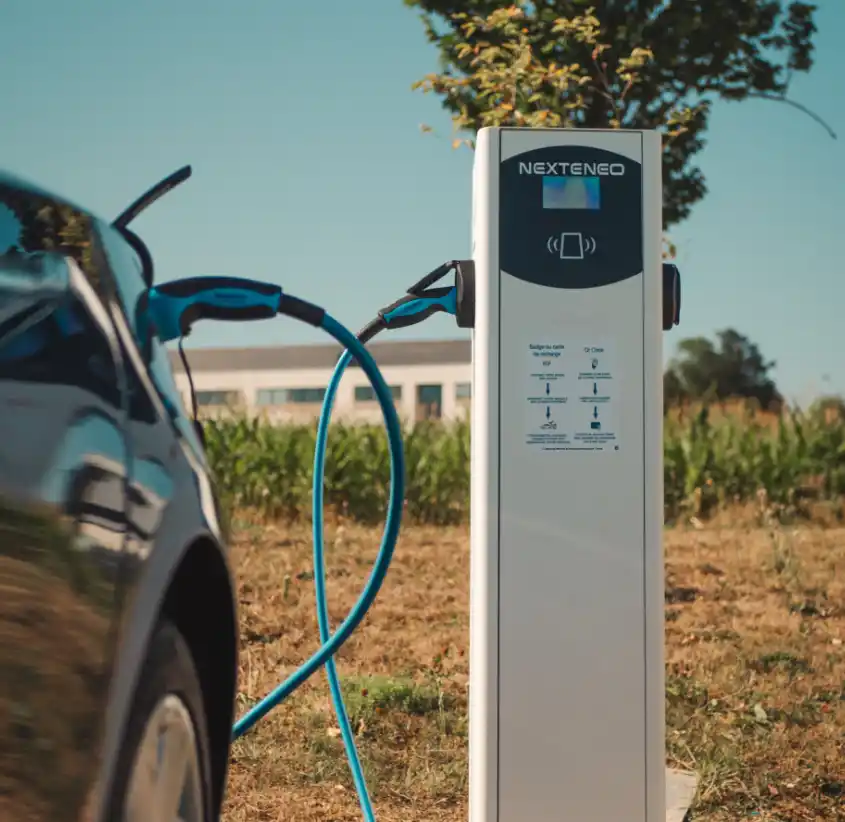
[168,337,471,373]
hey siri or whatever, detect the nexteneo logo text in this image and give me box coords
[518,161,625,176]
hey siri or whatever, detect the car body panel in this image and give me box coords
[0,172,235,822]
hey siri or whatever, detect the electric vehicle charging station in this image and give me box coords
[468,127,677,822]
[111,153,689,822]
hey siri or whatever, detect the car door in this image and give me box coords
[0,182,130,822]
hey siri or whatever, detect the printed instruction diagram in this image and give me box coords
[523,341,619,452]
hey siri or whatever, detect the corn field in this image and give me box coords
[203,402,845,525]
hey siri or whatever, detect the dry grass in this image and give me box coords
[222,517,845,822]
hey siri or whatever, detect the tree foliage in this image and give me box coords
[664,328,782,410]
[1,185,99,290]
[406,0,822,228]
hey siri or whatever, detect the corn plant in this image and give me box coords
[204,402,845,525]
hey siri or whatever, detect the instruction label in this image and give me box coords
[523,341,619,453]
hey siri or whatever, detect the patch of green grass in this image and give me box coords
[341,674,448,722]
[750,651,814,677]
[292,675,467,801]
[666,673,745,807]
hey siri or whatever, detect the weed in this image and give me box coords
[750,651,814,677]
[341,674,449,724]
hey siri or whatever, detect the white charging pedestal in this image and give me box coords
[468,127,667,822]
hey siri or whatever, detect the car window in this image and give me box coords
[0,291,123,408]
[0,178,116,304]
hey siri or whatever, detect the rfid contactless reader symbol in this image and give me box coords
[546,231,598,260]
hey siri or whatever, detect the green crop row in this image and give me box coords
[203,404,845,525]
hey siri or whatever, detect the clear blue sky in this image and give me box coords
[2,0,843,404]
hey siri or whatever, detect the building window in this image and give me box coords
[196,390,241,407]
[455,382,472,399]
[256,387,326,406]
[354,385,402,402]
[416,384,442,420]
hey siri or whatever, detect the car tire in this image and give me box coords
[105,618,214,822]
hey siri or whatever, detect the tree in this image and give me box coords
[1,184,100,291]
[406,0,827,229]
[664,328,781,409]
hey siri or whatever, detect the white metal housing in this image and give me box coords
[469,127,664,822]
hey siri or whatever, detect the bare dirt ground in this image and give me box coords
[222,518,845,822]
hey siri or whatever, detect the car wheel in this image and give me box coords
[106,618,214,822]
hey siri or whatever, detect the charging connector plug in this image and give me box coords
[357,259,475,344]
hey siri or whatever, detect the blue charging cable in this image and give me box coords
[142,276,405,740]
[312,345,373,815]
[232,313,407,738]
[144,265,471,821]
[312,289,461,821]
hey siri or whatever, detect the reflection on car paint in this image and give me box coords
[0,179,127,822]
[0,168,234,822]
[44,414,129,557]
[126,456,174,560]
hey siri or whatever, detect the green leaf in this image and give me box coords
[406,0,825,230]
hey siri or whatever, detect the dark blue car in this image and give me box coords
[0,170,238,822]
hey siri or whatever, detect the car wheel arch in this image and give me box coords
[160,535,239,818]
[93,533,238,822]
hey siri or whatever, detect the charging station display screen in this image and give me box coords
[542,176,600,210]
[500,145,643,289]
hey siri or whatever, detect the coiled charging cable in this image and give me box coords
[231,314,406,738]
[144,264,472,821]
[311,345,374,815]
[311,265,471,821]
[142,277,405,740]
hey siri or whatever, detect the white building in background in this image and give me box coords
[169,338,472,424]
